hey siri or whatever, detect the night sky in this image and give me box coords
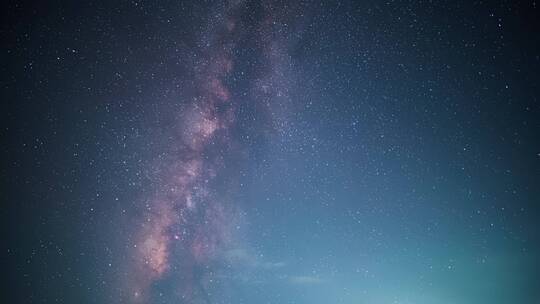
[2,1,540,303]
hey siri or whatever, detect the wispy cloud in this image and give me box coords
[221,248,326,286]
[261,261,286,269]
[289,275,324,284]
[222,248,286,269]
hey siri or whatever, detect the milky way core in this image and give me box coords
[125,2,290,302]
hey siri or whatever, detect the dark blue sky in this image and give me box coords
[3,1,539,303]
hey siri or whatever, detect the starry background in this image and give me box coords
[2,1,540,303]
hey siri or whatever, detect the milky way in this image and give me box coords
[126,2,294,302]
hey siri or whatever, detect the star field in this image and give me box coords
[2,1,540,303]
